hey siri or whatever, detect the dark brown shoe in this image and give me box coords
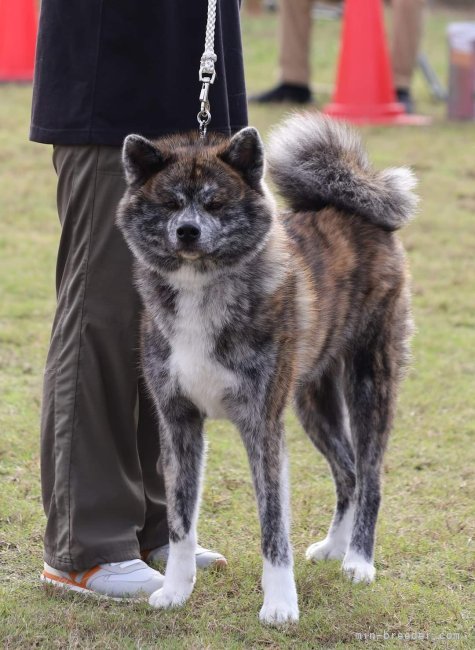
[250,83,313,104]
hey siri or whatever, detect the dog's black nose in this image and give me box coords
[176,223,201,244]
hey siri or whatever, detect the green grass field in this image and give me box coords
[1,7,474,649]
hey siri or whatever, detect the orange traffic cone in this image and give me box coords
[324,0,429,125]
[0,0,38,82]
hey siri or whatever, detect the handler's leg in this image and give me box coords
[136,378,169,552]
[40,145,167,572]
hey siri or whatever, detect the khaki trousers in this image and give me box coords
[391,0,425,89]
[279,0,425,90]
[41,145,168,572]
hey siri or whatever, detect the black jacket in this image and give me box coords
[30,0,247,145]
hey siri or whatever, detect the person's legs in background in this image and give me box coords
[251,0,314,103]
[279,0,313,89]
[251,0,425,109]
[391,0,425,113]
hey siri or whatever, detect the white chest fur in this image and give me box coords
[168,288,237,419]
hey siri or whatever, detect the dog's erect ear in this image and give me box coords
[122,134,172,188]
[219,127,265,189]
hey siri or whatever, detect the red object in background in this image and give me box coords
[0,0,38,82]
[324,0,427,125]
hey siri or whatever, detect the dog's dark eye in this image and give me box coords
[160,198,182,211]
[205,200,223,212]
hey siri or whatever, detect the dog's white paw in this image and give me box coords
[306,537,347,562]
[148,584,193,609]
[259,598,299,626]
[342,550,376,584]
[260,560,299,625]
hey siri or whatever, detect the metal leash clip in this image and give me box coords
[197,51,217,138]
[197,77,212,138]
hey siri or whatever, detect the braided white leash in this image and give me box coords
[197,0,218,137]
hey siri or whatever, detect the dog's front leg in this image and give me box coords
[239,418,299,625]
[148,393,205,610]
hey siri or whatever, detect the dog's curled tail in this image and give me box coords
[267,112,418,231]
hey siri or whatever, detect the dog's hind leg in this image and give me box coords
[238,417,299,625]
[341,322,401,584]
[295,361,356,562]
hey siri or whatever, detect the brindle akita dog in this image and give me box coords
[116,113,416,625]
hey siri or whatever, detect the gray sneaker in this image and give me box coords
[143,544,228,570]
[41,559,164,600]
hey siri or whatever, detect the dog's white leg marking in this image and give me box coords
[342,548,376,583]
[259,449,298,625]
[259,559,299,625]
[149,536,197,608]
[235,413,299,625]
[146,399,205,610]
[306,502,355,562]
